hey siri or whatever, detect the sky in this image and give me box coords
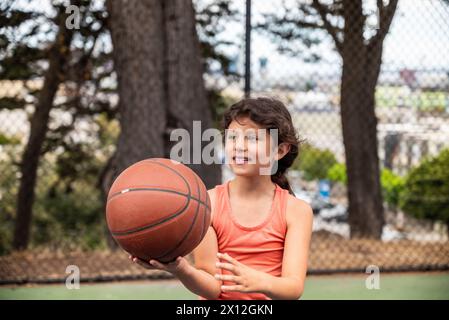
[8,0,449,82]
[214,0,449,81]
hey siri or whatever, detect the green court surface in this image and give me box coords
[1,272,448,300]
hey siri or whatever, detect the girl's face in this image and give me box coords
[225,116,281,177]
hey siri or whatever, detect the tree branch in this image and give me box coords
[370,0,399,48]
[256,18,331,33]
[311,0,343,53]
[377,0,384,20]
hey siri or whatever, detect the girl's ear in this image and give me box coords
[275,143,291,161]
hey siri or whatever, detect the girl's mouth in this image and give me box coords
[233,156,250,164]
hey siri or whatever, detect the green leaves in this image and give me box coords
[381,168,405,208]
[399,149,449,224]
[293,143,337,181]
[0,132,20,145]
[327,162,347,184]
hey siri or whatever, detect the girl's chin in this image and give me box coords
[229,163,274,175]
[230,162,254,167]
[230,164,259,175]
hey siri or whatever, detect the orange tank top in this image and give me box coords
[201,180,289,300]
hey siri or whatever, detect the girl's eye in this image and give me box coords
[227,134,236,140]
[246,135,257,141]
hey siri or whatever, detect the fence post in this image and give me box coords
[244,0,251,98]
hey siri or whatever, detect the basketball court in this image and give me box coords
[1,272,448,300]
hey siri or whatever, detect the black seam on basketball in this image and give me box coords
[111,198,190,237]
[107,187,185,201]
[154,170,202,260]
[109,193,210,237]
[195,181,209,242]
[194,174,205,245]
[108,187,210,211]
[111,160,191,236]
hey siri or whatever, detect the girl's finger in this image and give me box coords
[168,257,182,266]
[216,262,236,273]
[175,256,183,264]
[215,274,241,283]
[133,257,154,269]
[149,259,167,270]
[217,252,239,265]
[221,285,245,292]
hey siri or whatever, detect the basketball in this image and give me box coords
[105,158,211,263]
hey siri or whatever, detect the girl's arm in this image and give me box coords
[216,197,313,300]
[131,189,222,299]
[176,226,222,299]
[263,197,313,299]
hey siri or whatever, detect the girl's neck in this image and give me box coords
[229,175,276,199]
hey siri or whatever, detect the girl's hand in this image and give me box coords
[214,252,268,294]
[129,255,191,276]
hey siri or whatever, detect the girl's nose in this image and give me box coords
[235,135,247,149]
[235,144,247,152]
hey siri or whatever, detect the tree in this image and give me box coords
[261,0,399,239]
[11,2,78,250]
[1,0,113,250]
[104,0,222,202]
[1,0,236,251]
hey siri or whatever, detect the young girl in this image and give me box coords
[130,97,313,300]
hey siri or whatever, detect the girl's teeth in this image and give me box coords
[236,157,247,164]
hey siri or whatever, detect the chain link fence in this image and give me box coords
[1,0,449,285]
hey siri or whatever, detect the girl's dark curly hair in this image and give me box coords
[222,97,304,195]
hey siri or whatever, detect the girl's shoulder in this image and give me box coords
[285,193,314,227]
[206,182,225,205]
[207,181,231,228]
[206,181,228,207]
[207,185,222,223]
[207,188,217,208]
